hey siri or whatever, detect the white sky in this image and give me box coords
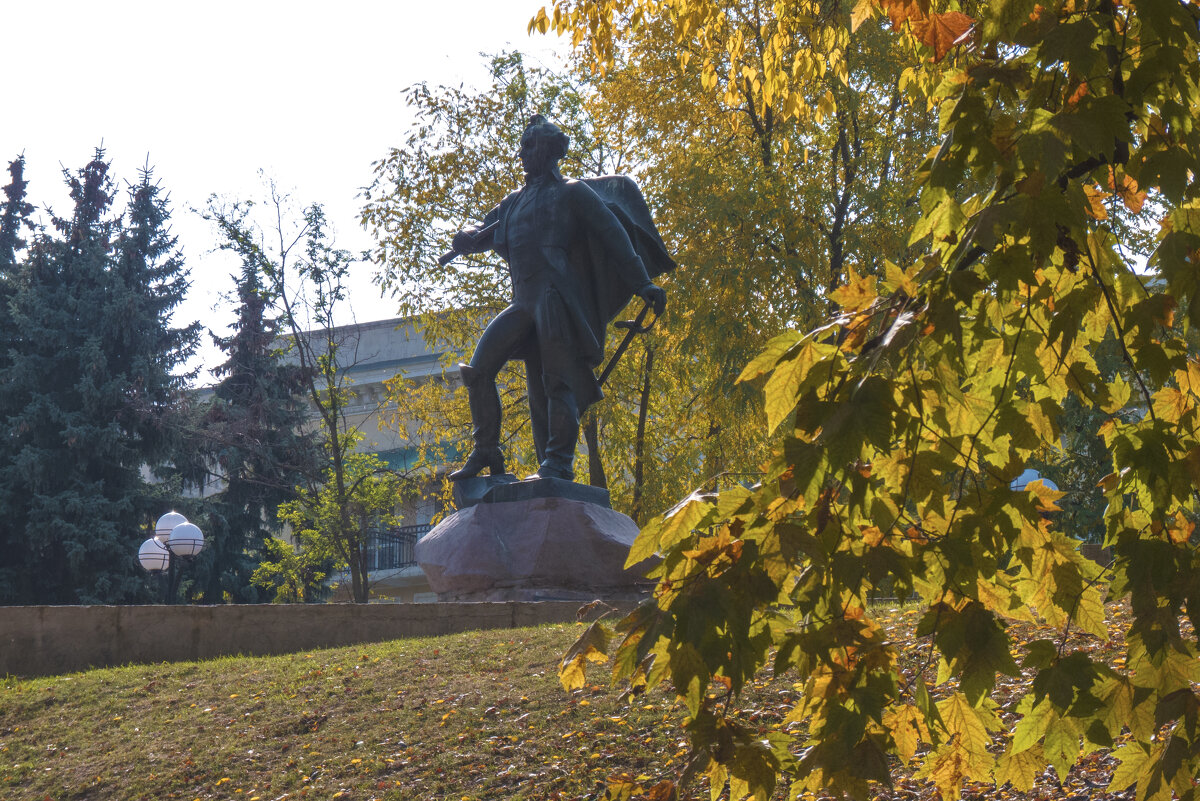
[2,0,567,382]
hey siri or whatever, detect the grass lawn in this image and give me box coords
[1,606,1133,800]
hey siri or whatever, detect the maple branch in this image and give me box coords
[1083,245,1157,423]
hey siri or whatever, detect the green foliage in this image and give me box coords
[0,156,35,597]
[185,255,320,603]
[552,0,1200,799]
[0,156,34,270]
[270,447,408,602]
[250,534,335,604]
[0,151,198,604]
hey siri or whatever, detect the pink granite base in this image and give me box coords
[415,497,653,602]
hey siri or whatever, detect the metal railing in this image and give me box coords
[364,524,431,572]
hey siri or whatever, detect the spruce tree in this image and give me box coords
[189,258,317,603]
[0,156,34,269]
[0,150,198,604]
[0,156,36,600]
[112,167,201,467]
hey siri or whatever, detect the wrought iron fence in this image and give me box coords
[364,524,431,572]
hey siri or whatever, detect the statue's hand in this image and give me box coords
[452,230,478,254]
[638,283,667,315]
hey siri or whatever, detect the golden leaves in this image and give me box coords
[883,0,929,30]
[828,267,878,312]
[883,703,928,763]
[995,744,1045,792]
[860,525,885,547]
[558,621,611,692]
[528,6,551,34]
[682,526,745,572]
[850,0,877,32]
[759,338,835,432]
[546,2,1200,800]
[915,693,996,799]
[1107,166,1148,213]
[627,491,717,567]
[1083,184,1109,220]
[1167,510,1195,545]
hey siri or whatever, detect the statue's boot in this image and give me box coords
[449,363,506,480]
[536,376,578,481]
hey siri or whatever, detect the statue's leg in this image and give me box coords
[525,354,548,464]
[449,307,532,480]
[530,286,585,481]
[537,370,579,481]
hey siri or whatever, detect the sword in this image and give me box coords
[598,300,658,387]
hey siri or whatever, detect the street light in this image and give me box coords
[138,512,205,603]
[137,536,170,572]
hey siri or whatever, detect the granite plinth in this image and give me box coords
[415,496,652,602]
[483,475,610,507]
[452,473,518,509]
[451,474,611,509]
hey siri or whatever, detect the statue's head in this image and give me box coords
[518,115,569,179]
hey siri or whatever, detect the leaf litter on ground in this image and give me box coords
[0,602,1149,800]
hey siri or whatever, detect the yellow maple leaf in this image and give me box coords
[1083,184,1109,220]
[1168,510,1195,545]
[829,267,878,312]
[861,525,885,547]
[884,703,927,763]
[995,744,1045,792]
[1107,165,1147,213]
[851,0,877,31]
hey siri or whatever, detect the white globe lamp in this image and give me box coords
[167,522,205,557]
[154,511,188,543]
[137,537,170,573]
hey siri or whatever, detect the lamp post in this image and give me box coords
[137,512,205,604]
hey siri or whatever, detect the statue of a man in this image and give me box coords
[447,115,672,482]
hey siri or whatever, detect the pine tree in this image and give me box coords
[189,258,318,603]
[0,150,198,604]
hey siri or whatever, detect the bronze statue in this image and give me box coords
[443,115,674,482]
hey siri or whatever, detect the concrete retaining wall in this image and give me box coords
[0,601,586,678]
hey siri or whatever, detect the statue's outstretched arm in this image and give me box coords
[441,204,503,265]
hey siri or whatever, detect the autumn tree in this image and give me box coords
[364,30,939,521]
[570,3,943,518]
[548,1,1200,800]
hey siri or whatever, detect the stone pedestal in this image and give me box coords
[416,492,653,602]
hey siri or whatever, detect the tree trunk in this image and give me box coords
[583,410,607,489]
